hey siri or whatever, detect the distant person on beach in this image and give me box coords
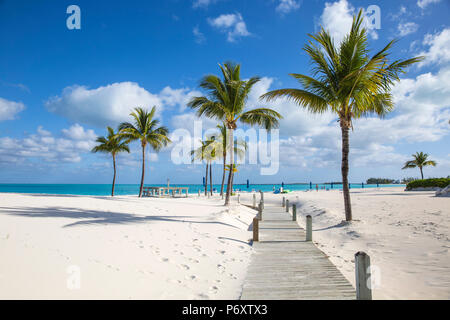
[316,184,318,192]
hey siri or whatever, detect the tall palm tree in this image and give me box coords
[188,62,282,205]
[212,123,247,197]
[402,152,437,180]
[91,126,130,197]
[260,10,423,221]
[119,107,171,197]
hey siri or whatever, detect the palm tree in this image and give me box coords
[188,62,282,205]
[211,123,247,197]
[119,107,171,197]
[191,138,218,196]
[260,10,423,221]
[91,126,130,197]
[402,152,437,180]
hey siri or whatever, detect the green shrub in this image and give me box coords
[406,178,450,190]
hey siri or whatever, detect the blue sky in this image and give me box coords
[0,0,449,184]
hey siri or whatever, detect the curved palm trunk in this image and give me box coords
[205,163,208,196]
[139,145,146,197]
[220,154,226,196]
[224,128,234,205]
[209,162,213,196]
[419,166,424,180]
[112,154,116,197]
[341,126,352,221]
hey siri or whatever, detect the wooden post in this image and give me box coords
[292,204,297,221]
[286,199,289,212]
[253,194,256,208]
[238,194,240,204]
[260,191,264,209]
[306,215,312,241]
[355,252,372,300]
[258,203,263,221]
[282,196,285,207]
[253,217,259,242]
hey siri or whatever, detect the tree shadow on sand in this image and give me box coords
[0,206,240,229]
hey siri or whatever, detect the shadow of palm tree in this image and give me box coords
[0,206,240,229]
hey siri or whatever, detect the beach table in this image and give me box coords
[142,187,188,198]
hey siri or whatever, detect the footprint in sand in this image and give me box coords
[185,275,197,281]
[158,257,170,262]
[179,264,190,270]
[188,258,199,264]
[209,286,219,294]
[217,250,226,255]
[217,264,225,274]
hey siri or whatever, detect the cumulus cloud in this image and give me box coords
[319,0,378,45]
[0,124,97,165]
[208,13,250,42]
[418,27,450,67]
[398,22,419,36]
[245,68,450,171]
[0,97,25,121]
[276,0,301,14]
[417,0,441,9]
[45,82,200,127]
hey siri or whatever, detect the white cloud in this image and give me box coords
[193,0,216,8]
[398,22,419,36]
[276,0,301,14]
[417,0,441,9]
[0,97,25,121]
[418,27,450,67]
[45,82,200,127]
[249,67,450,171]
[319,0,378,45]
[193,26,206,44]
[0,124,97,165]
[208,13,250,42]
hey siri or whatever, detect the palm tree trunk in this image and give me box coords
[112,154,116,197]
[209,161,213,196]
[220,154,226,196]
[205,163,208,196]
[225,128,234,205]
[341,126,352,221]
[420,166,424,180]
[139,145,146,197]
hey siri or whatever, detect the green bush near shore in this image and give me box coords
[406,178,450,190]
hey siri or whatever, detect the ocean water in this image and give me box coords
[0,183,405,196]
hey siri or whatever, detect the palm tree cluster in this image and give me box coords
[92,106,171,197]
[92,9,425,222]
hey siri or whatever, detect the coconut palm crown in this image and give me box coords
[188,62,282,205]
[91,126,130,196]
[260,10,424,221]
[402,152,437,180]
[118,106,171,197]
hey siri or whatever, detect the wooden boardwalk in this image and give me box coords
[240,204,355,300]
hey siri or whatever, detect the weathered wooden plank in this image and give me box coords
[241,203,355,300]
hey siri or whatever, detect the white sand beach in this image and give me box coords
[0,193,255,299]
[241,187,450,299]
[1,188,449,300]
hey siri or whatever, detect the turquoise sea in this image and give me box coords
[0,183,405,196]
